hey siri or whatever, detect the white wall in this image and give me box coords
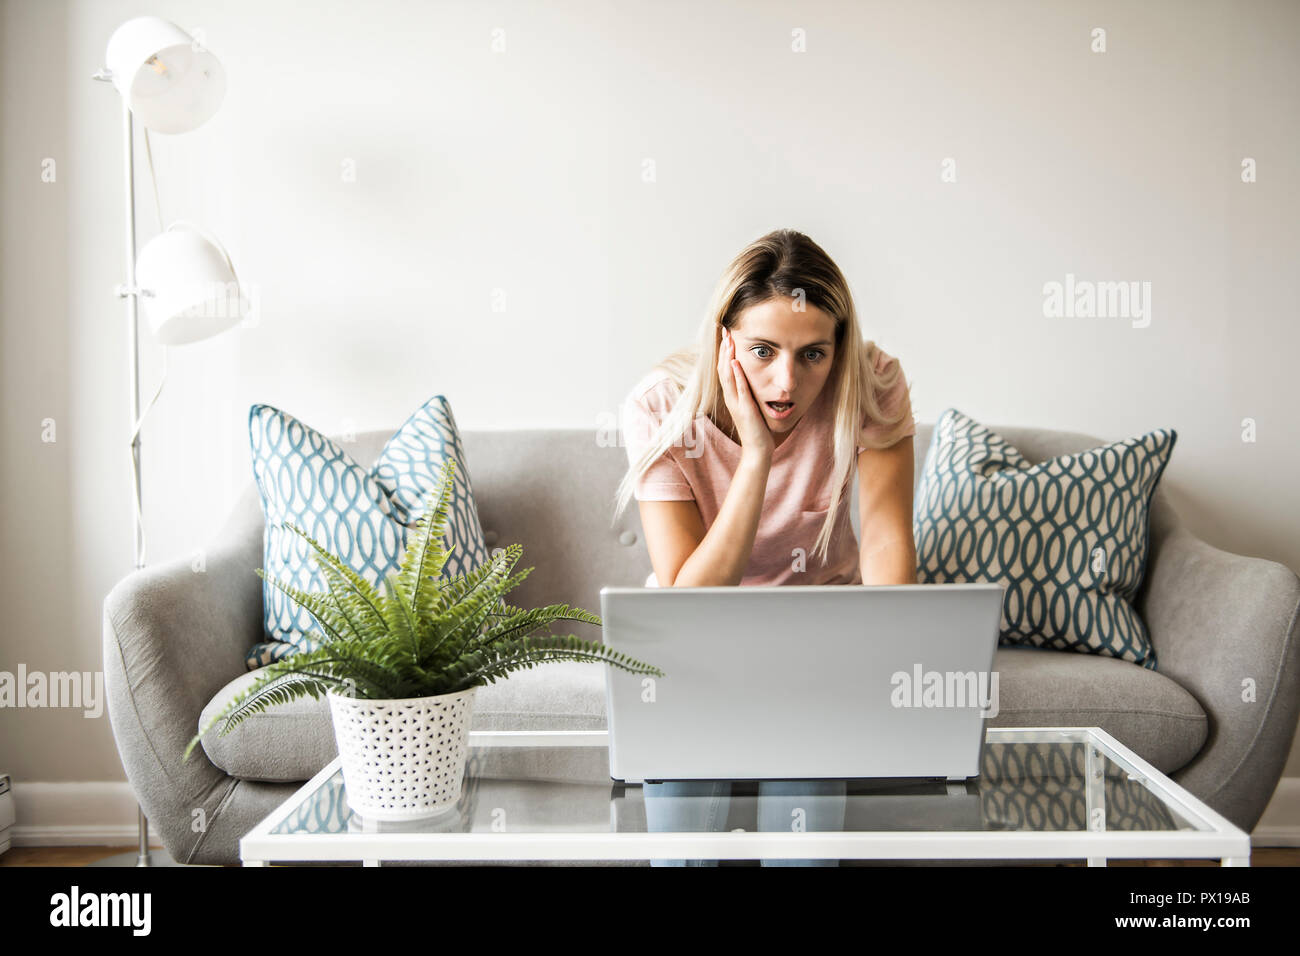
[2,0,1297,825]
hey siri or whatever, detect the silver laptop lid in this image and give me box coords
[600,584,1005,784]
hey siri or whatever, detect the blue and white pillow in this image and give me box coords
[913,408,1176,670]
[245,396,490,669]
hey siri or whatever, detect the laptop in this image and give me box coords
[599,583,1005,784]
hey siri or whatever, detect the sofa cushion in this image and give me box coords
[987,647,1206,772]
[200,646,1205,783]
[200,661,609,783]
[245,395,490,668]
[914,408,1176,670]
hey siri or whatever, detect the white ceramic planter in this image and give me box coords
[326,686,477,822]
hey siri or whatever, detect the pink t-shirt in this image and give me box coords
[622,347,916,587]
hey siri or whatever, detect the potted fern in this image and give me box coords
[184,458,662,821]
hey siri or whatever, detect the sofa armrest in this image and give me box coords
[1136,498,1300,833]
[102,490,265,863]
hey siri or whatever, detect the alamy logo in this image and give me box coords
[890,664,999,718]
[0,666,103,717]
[49,886,151,936]
[1042,273,1151,328]
[595,407,705,458]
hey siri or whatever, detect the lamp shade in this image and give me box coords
[105,16,225,133]
[135,223,245,346]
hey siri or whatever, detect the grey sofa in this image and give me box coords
[102,423,1300,865]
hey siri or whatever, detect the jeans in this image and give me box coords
[643,779,848,866]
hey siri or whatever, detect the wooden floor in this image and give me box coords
[3,845,1297,867]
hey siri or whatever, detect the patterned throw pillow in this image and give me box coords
[913,408,1176,670]
[244,396,490,669]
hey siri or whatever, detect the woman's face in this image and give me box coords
[729,296,837,439]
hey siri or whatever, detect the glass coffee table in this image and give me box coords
[240,726,1250,866]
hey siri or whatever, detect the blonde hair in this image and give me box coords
[611,228,913,568]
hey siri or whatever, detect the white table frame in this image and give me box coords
[240,727,1251,867]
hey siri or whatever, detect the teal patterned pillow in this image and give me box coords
[245,396,490,669]
[913,408,1176,670]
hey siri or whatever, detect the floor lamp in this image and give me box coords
[91,16,243,867]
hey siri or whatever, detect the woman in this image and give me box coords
[612,228,919,866]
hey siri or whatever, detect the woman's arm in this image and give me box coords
[655,450,774,590]
[637,325,775,587]
[857,436,918,585]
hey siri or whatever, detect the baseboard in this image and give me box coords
[6,778,1299,850]
[9,782,163,848]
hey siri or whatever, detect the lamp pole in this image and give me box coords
[121,99,145,580]
[90,71,174,868]
[120,97,154,866]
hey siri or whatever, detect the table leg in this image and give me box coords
[1085,744,1108,867]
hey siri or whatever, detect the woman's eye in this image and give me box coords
[750,346,826,362]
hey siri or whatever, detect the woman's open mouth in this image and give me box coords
[765,401,795,419]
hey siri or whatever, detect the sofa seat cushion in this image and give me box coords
[199,661,609,783]
[987,646,1207,773]
[200,648,1207,784]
